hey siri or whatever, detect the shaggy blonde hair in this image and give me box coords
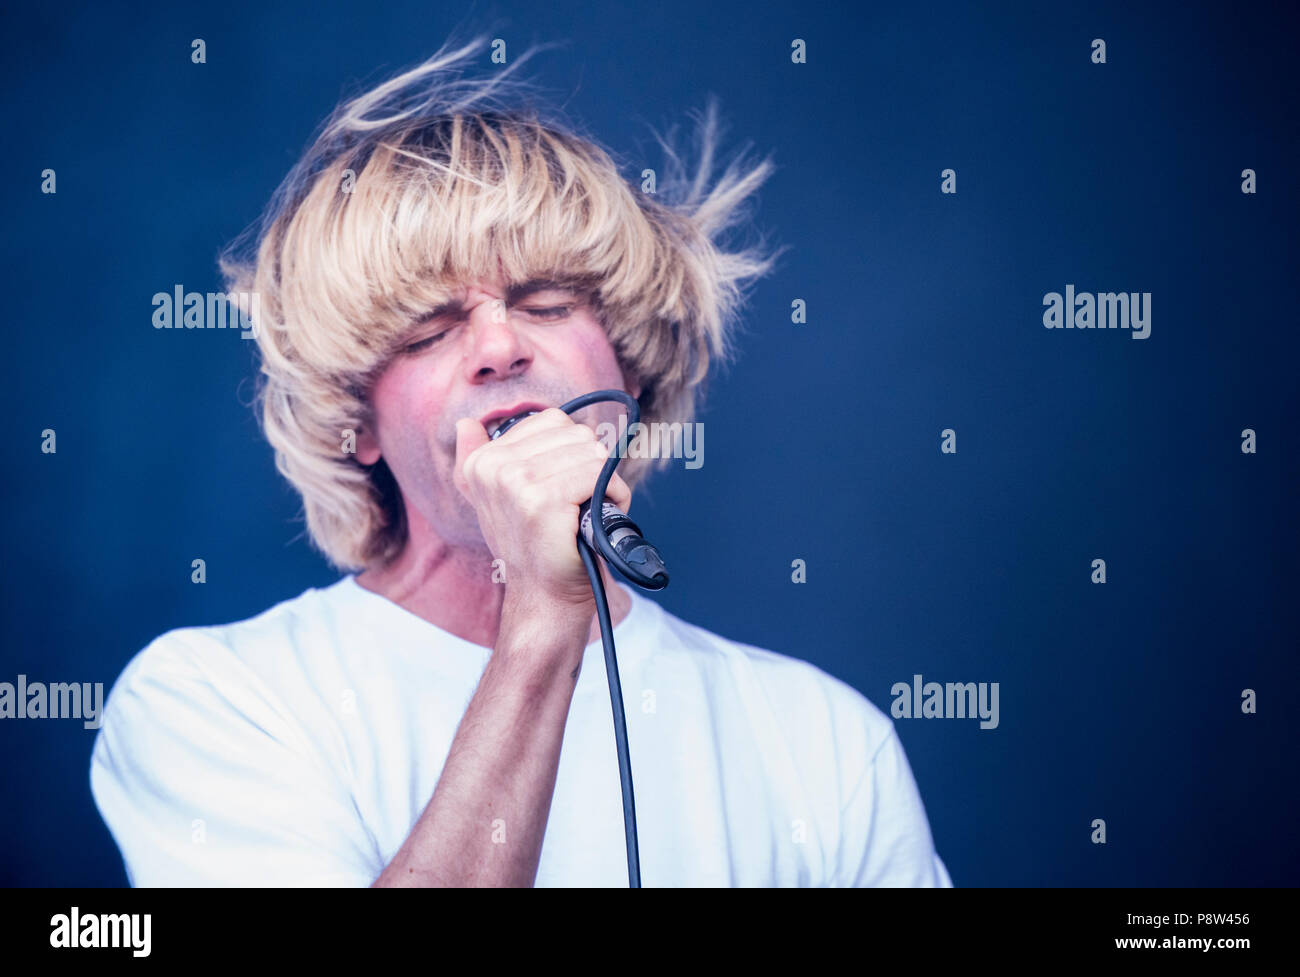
[221,34,783,571]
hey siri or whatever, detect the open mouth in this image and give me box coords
[482,402,549,439]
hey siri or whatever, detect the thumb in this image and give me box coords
[605,472,633,516]
[453,417,490,499]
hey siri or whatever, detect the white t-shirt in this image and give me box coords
[90,576,953,888]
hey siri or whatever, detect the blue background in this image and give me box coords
[2,0,1296,886]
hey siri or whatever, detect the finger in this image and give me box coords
[492,420,600,462]
[488,407,572,445]
[524,453,631,512]
[492,438,610,496]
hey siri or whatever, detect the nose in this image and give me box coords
[462,292,532,383]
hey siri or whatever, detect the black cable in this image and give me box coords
[494,389,666,887]
[561,389,665,889]
[576,532,641,887]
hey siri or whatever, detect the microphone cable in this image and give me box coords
[488,389,669,888]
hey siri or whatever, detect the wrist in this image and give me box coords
[496,585,594,670]
[502,579,595,625]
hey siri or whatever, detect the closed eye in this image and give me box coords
[402,330,449,354]
[524,305,572,320]
[402,305,575,353]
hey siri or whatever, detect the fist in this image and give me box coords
[453,408,632,609]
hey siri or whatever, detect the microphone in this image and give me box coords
[486,409,541,441]
[488,408,669,586]
[578,501,669,585]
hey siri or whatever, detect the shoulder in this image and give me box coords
[94,579,354,760]
[89,579,382,887]
[631,594,897,784]
[630,599,950,887]
[112,578,351,689]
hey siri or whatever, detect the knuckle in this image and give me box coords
[492,458,520,490]
[503,456,529,482]
[518,484,548,516]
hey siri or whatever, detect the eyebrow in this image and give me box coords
[413,278,586,325]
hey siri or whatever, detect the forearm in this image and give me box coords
[372,590,592,887]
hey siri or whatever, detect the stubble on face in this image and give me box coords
[377,364,635,557]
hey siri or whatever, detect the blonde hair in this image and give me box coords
[221,34,784,571]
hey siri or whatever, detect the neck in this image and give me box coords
[353,520,632,650]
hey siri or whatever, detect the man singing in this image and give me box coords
[91,35,953,887]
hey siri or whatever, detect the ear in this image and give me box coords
[622,367,642,401]
[356,426,381,465]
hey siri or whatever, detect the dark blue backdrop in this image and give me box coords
[2,0,1296,886]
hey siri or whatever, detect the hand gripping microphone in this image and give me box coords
[487,388,667,887]
[491,394,669,589]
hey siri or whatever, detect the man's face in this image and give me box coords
[356,270,639,552]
